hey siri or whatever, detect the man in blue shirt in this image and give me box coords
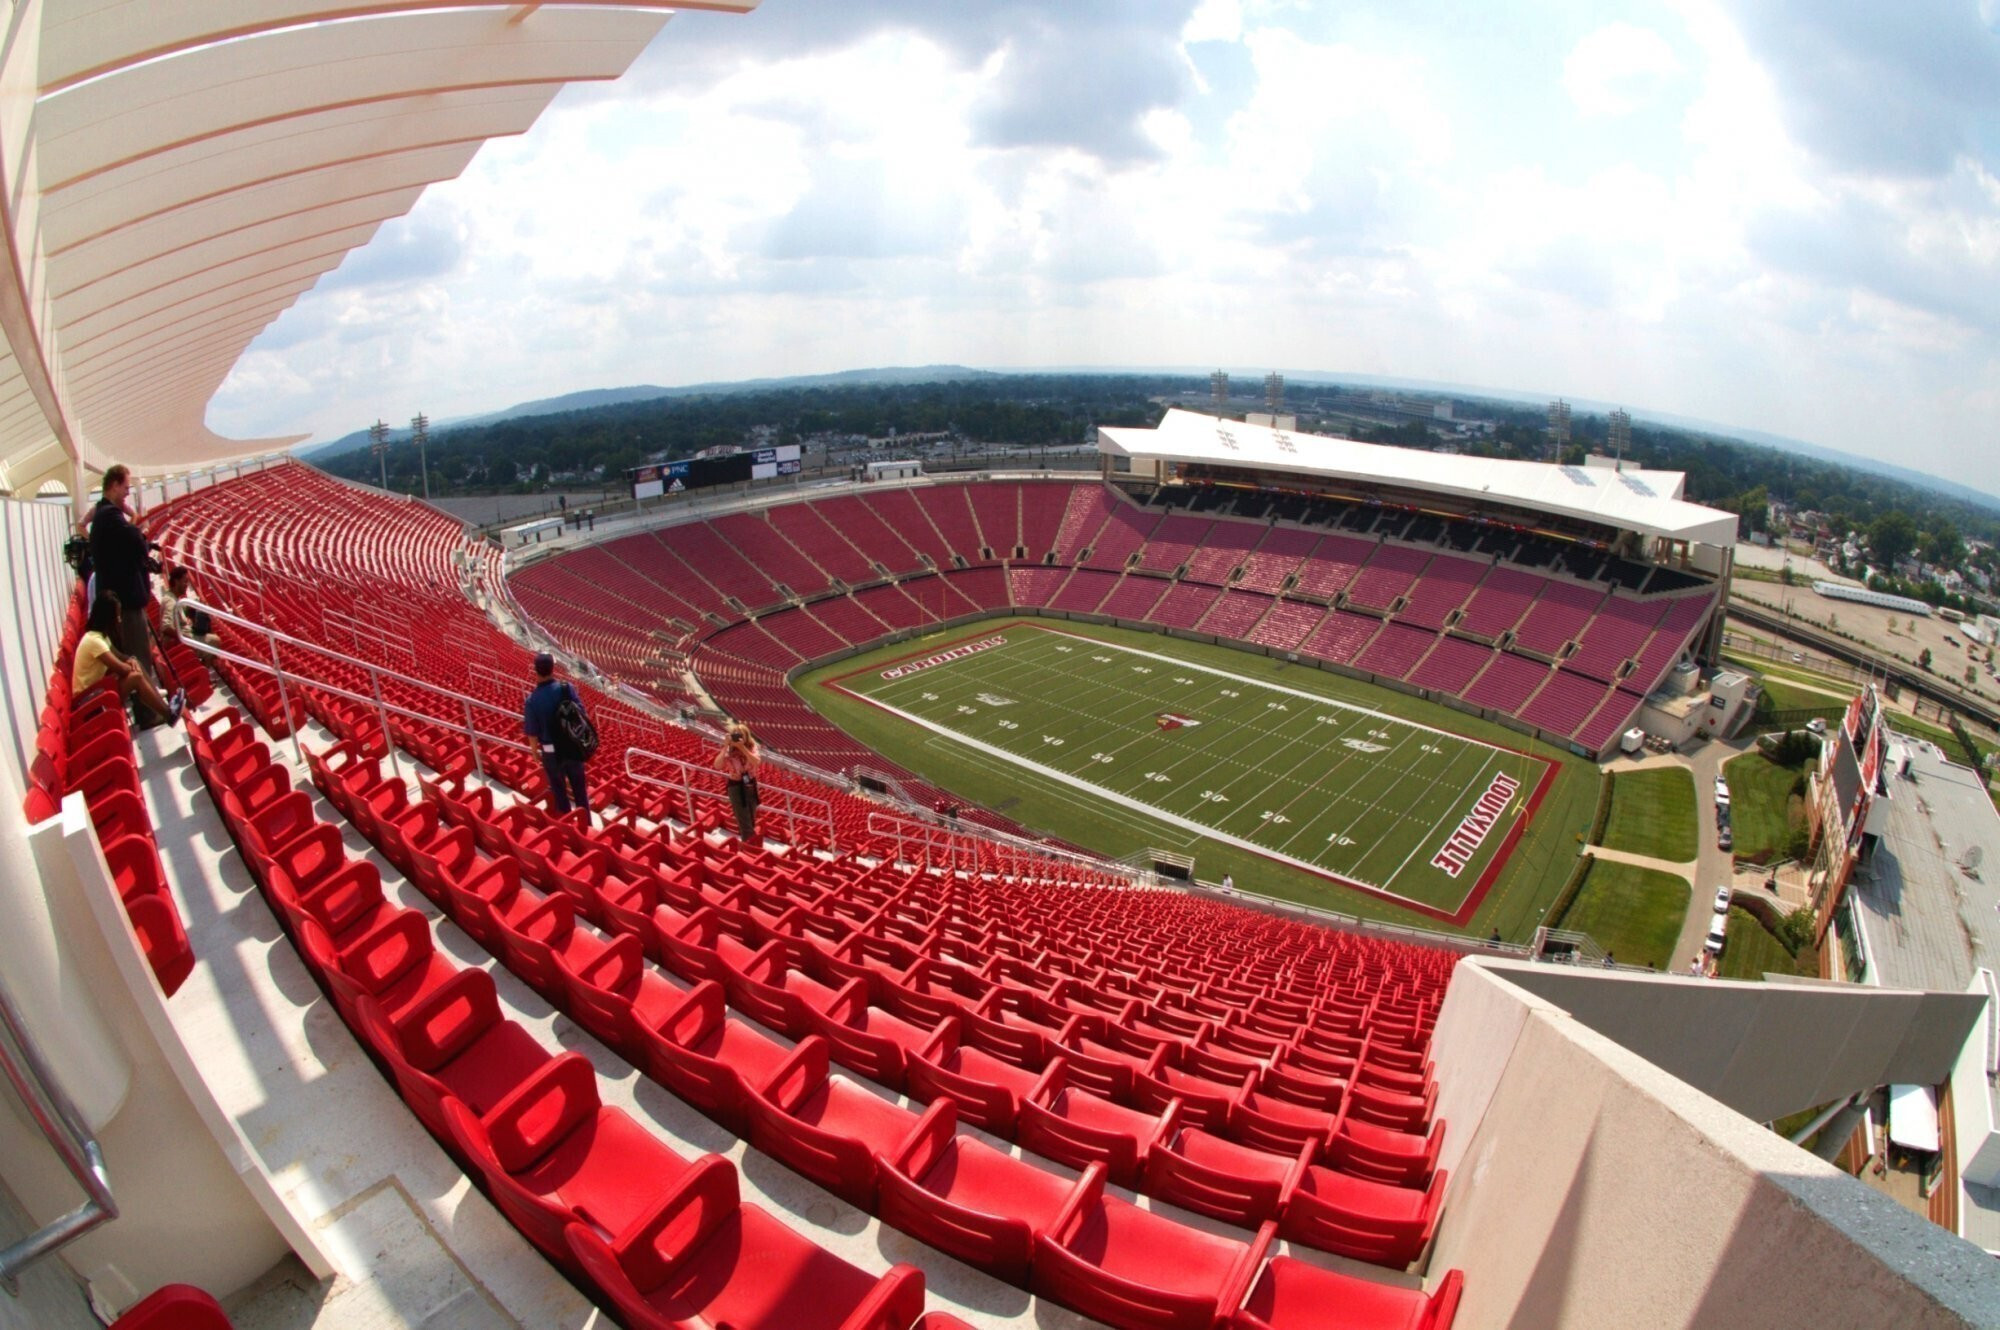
[522,652,590,820]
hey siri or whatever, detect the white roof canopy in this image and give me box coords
[1100,409,1740,547]
[0,2,760,497]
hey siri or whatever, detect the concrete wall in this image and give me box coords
[1428,963,2000,1329]
[1948,974,1998,1191]
[0,785,295,1312]
[0,496,78,785]
[1489,961,1983,1124]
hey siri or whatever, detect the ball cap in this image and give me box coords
[533,652,555,675]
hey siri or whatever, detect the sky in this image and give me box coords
[209,0,2000,496]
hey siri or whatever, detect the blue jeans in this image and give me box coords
[542,753,590,817]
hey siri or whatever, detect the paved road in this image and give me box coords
[1672,736,1758,972]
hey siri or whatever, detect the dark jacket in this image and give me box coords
[523,679,581,753]
[89,498,151,606]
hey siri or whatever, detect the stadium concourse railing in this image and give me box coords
[129,452,291,519]
[0,970,116,1292]
[623,746,836,850]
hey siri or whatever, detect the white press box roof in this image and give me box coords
[1099,408,1741,548]
[0,1,757,496]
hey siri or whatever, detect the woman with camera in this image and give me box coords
[713,722,762,841]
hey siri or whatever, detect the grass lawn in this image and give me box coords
[1599,767,1697,862]
[1724,750,1808,864]
[1718,907,1806,981]
[1551,859,1690,971]
[798,617,1600,941]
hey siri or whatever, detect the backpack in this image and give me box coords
[552,686,599,761]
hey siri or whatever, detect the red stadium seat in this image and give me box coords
[1143,1127,1312,1230]
[876,1098,1100,1284]
[1229,1258,1463,1330]
[1016,1061,1177,1188]
[742,1035,922,1209]
[109,1284,233,1330]
[351,974,551,1138]
[442,1053,694,1270]
[1032,1181,1273,1330]
[566,1154,928,1330]
[631,978,789,1131]
[1280,1165,1449,1267]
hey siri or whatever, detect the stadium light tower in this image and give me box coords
[1609,408,1631,466]
[1547,398,1571,461]
[368,419,390,489]
[1264,372,1285,416]
[411,412,431,500]
[1210,370,1229,415]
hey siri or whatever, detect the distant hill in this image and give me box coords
[299,362,2000,514]
[298,365,997,461]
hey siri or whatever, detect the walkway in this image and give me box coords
[1594,737,1757,974]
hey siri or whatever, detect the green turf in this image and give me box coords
[796,617,1599,939]
[1723,750,1807,863]
[1717,907,1806,981]
[1598,767,1698,862]
[1551,858,1690,970]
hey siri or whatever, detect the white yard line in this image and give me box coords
[861,686,1452,912]
[1032,622,1513,751]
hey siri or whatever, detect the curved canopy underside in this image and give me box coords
[0,1,759,497]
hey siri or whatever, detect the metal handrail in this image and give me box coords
[624,746,835,846]
[864,808,1144,886]
[0,973,116,1293]
[178,597,540,781]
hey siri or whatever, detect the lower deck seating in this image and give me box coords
[140,463,1478,1328]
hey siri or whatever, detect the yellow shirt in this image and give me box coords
[72,631,119,695]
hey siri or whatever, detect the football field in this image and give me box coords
[823,620,1556,922]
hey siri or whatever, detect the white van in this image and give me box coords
[1705,913,1728,955]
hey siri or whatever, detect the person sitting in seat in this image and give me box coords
[158,566,216,645]
[75,591,183,726]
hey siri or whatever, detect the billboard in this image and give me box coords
[629,445,798,499]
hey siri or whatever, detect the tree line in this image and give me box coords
[324,373,1999,595]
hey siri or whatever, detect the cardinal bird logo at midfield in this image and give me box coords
[1155,713,1201,731]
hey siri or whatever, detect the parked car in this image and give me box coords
[1705,913,1729,954]
[1717,823,1733,851]
[1714,886,1732,914]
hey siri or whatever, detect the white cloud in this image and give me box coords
[205,0,2000,499]
[1183,0,1243,45]
[1563,23,1683,118]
